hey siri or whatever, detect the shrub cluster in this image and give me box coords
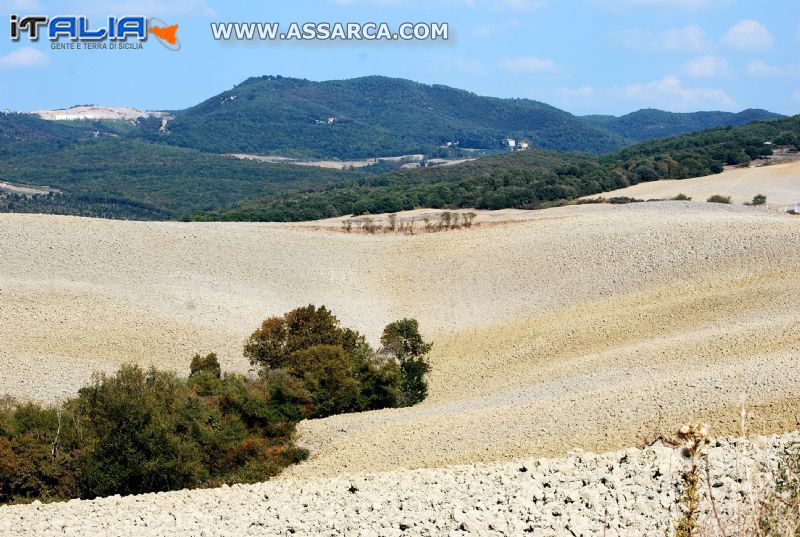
[0,362,307,504]
[244,305,432,418]
[1,306,432,505]
[706,194,732,204]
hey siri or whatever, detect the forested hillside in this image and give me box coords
[194,116,800,221]
[583,108,782,142]
[135,75,631,158]
[0,135,358,219]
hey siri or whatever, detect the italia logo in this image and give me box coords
[9,15,180,51]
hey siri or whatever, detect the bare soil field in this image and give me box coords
[33,105,165,121]
[2,432,797,536]
[1,202,799,478]
[0,181,56,196]
[584,160,800,209]
[229,152,426,169]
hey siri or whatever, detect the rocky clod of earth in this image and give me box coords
[1,432,795,536]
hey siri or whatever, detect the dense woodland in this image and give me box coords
[194,116,800,221]
[0,135,357,219]
[134,75,631,157]
[582,108,782,142]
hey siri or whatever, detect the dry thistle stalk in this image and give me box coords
[674,423,711,537]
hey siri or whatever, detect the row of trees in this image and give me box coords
[0,306,431,504]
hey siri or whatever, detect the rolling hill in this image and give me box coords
[136,75,631,158]
[582,108,783,142]
[2,202,799,473]
[0,117,361,219]
[195,115,800,221]
[0,77,792,221]
[131,76,783,159]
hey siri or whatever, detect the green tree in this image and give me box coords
[77,366,209,498]
[380,319,433,406]
[244,305,367,371]
[190,352,221,378]
[289,345,362,418]
[244,306,416,417]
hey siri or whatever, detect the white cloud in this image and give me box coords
[0,47,49,68]
[621,75,735,110]
[747,60,784,77]
[471,19,520,38]
[491,0,546,11]
[620,0,717,5]
[561,86,594,97]
[500,56,559,74]
[616,25,710,52]
[722,19,773,51]
[433,55,487,76]
[332,0,545,7]
[561,86,594,98]
[471,24,495,37]
[682,55,729,78]
[330,0,411,4]
[591,0,728,10]
[0,0,41,10]
[69,0,216,17]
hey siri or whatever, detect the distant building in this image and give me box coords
[507,138,529,151]
[327,117,336,125]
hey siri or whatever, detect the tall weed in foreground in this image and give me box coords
[670,401,800,537]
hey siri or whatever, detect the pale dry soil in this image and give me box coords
[585,160,800,209]
[1,432,797,536]
[33,106,164,121]
[0,202,799,480]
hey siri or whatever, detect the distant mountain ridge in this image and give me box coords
[135,75,629,158]
[1,74,793,221]
[25,75,784,160]
[582,108,783,142]
[134,76,782,159]
[1,108,797,221]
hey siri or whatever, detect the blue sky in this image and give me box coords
[1,0,799,115]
